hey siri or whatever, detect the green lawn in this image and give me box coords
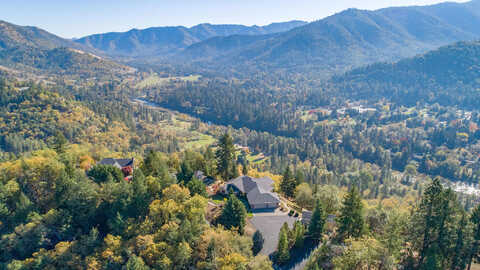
[135,74,201,89]
[184,133,216,149]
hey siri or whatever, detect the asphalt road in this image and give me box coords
[250,214,298,256]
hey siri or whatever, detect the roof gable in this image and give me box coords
[226,176,279,206]
[98,158,133,167]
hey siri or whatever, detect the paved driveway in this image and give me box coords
[250,214,298,256]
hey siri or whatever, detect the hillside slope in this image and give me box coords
[330,40,480,107]
[0,20,82,50]
[0,20,132,77]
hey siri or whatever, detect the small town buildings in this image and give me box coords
[224,176,280,210]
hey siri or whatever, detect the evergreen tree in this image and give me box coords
[468,204,480,270]
[292,220,306,249]
[203,147,216,177]
[131,169,149,216]
[337,186,365,241]
[216,133,236,181]
[252,230,264,255]
[217,193,247,234]
[276,222,290,264]
[242,160,249,176]
[231,161,239,179]
[451,214,468,270]
[412,178,459,269]
[281,166,296,198]
[177,160,194,184]
[308,200,326,242]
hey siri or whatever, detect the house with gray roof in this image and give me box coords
[98,158,134,170]
[224,176,280,210]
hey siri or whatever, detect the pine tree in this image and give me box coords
[413,178,459,268]
[337,186,365,241]
[177,160,194,184]
[281,166,296,198]
[217,193,247,234]
[468,204,480,270]
[131,169,149,216]
[451,214,468,270]
[276,222,290,264]
[216,133,236,181]
[308,200,326,242]
[292,220,306,248]
[242,160,249,176]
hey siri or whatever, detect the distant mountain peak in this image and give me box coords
[75,20,308,57]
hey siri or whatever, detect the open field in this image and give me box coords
[135,74,201,89]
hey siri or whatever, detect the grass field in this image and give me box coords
[135,74,201,89]
[184,133,216,149]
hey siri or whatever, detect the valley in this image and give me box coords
[1,1,480,269]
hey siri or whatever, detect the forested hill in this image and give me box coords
[75,21,307,58]
[0,20,133,77]
[178,0,480,77]
[330,40,480,108]
[0,20,83,51]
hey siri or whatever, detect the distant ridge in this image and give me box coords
[75,21,308,58]
[178,0,480,77]
[330,40,480,108]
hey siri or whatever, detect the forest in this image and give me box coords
[2,2,480,268]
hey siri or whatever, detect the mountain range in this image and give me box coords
[75,21,308,58]
[2,0,480,78]
[177,0,480,76]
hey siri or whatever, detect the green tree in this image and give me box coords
[126,255,150,270]
[468,204,480,270]
[186,177,208,197]
[281,166,296,198]
[410,178,459,269]
[292,220,305,249]
[295,183,314,209]
[131,169,150,216]
[308,200,326,242]
[295,170,305,185]
[177,160,194,184]
[242,161,249,176]
[217,193,247,234]
[53,131,67,154]
[451,214,469,270]
[216,133,236,181]
[252,230,264,255]
[87,164,124,183]
[337,186,365,241]
[275,222,290,265]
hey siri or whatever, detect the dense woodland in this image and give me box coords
[2,2,480,268]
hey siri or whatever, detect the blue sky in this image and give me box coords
[0,0,470,38]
